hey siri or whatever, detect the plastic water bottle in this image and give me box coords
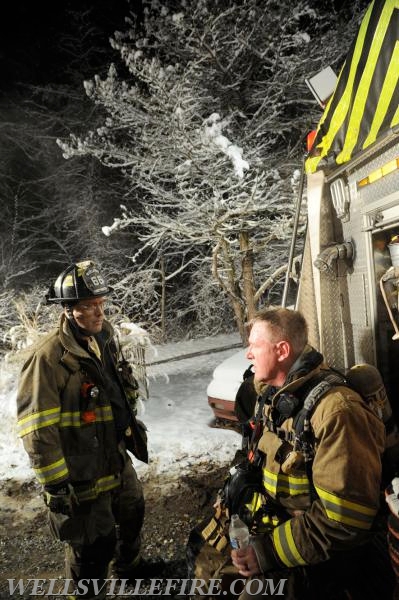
[229,514,250,549]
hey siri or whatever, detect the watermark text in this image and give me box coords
[7,577,287,596]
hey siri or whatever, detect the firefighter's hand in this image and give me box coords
[43,484,75,515]
[231,545,261,577]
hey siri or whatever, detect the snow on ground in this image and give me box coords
[0,333,243,483]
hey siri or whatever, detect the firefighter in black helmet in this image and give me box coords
[17,261,162,599]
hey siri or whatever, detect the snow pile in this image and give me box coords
[0,366,31,481]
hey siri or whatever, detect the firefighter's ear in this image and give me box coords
[275,340,290,362]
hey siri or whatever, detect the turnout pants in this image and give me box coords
[48,458,144,600]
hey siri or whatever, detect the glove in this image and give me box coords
[43,483,74,515]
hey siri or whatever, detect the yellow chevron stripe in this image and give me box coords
[390,100,399,127]
[313,2,374,165]
[305,0,399,174]
[337,1,399,163]
[363,41,399,147]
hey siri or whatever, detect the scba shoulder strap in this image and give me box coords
[260,370,346,455]
[293,370,347,463]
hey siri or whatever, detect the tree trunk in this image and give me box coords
[240,231,256,329]
[212,239,246,343]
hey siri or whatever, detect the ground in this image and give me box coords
[0,462,228,600]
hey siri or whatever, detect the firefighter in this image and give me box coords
[229,307,392,599]
[16,261,161,600]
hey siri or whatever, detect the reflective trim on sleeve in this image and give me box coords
[263,468,310,497]
[272,520,307,568]
[17,407,61,437]
[315,485,377,529]
[34,457,69,485]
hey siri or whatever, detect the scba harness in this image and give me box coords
[200,364,390,552]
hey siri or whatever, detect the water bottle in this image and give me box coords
[229,514,250,549]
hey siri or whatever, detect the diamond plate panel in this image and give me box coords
[296,234,319,349]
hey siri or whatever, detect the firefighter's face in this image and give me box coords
[246,321,289,386]
[71,297,107,334]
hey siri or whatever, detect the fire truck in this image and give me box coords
[208,0,399,427]
[298,0,399,421]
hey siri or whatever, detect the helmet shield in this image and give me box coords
[47,261,112,303]
[79,262,109,296]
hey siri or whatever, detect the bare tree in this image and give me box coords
[56,0,366,341]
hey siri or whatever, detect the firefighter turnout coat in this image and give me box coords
[250,345,386,573]
[16,315,130,502]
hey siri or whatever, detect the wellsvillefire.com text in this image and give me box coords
[7,577,287,596]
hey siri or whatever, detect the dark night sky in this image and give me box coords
[0,1,141,91]
[0,1,364,93]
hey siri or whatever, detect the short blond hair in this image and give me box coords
[249,307,308,357]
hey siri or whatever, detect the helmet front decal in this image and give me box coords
[81,264,109,295]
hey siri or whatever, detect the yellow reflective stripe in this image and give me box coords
[34,457,69,485]
[75,487,98,502]
[245,492,264,514]
[261,514,281,527]
[59,411,81,427]
[315,485,376,529]
[263,469,310,497]
[390,101,399,128]
[272,520,307,568]
[97,405,113,422]
[19,405,114,432]
[74,475,121,501]
[17,407,61,437]
[97,474,120,493]
[337,1,399,163]
[59,406,114,428]
[363,41,399,147]
[305,155,324,175]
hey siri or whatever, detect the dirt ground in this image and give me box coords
[0,463,228,600]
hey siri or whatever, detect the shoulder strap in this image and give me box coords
[292,370,347,502]
[293,370,346,457]
[247,394,268,462]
